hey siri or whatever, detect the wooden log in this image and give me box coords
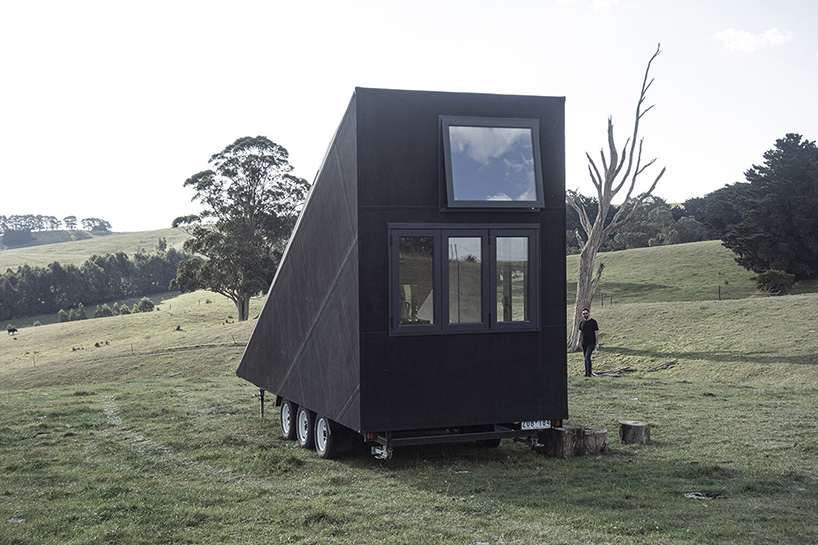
[536,423,609,458]
[618,420,650,444]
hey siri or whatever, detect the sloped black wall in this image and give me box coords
[236,95,361,430]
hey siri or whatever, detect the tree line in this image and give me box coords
[566,195,710,254]
[0,240,187,321]
[0,215,111,235]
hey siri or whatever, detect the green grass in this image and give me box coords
[1,375,815,543]
[1,238,817,544]
[0,227,190,270]
[0,291,262,390]
[567,240,759,304]
[570,293,818,385]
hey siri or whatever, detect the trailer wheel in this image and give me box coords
[296,406,315,449]
[279,399,297,440]
[314,415,338,459]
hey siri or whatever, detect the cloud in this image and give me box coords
[450,127,530,165]
[712,27,793,53]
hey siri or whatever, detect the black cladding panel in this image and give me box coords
[354,88,567,432]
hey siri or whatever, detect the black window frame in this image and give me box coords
[489,228,540,332]
[441,116,545,210]
[390,228,442,336]
[389,223,540,336]
[442,228,490,333]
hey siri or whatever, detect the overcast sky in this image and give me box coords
[2,0,816,232]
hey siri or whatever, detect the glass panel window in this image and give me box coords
[448,237,482,324]
[449,126,537,202]
[399,236,435,325]
[496,237,529,323]
[389,225,538,336]
[441,116,544,209]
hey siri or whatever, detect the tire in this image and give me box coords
[296,406,315,449]
[314,415,338,459]
[279,399,297,440]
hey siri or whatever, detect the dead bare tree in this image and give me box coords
[567,43,666,350]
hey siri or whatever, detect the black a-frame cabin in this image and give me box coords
[237,88,567,459]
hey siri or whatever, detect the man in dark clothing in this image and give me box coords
[577,308,599,377]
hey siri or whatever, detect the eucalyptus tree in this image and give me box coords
[173,136,309,321]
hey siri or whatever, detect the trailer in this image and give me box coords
[237,87,567,459]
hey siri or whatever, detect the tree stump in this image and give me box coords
[618,420,650,444]
[582,427,609,455]
[536,423,608,458]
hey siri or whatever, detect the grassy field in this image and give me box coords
[567,240,760,304]
[1,240,817,544]
[0,228,190,270]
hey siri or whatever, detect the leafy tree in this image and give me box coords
[683,183,747,239]
[58,309,69,322]
[174,136,310,321]
[722,133,818,279]
[81,218,112,232]
[95,304,114,318]
[64,216,78,230]
[666,215,708,245]
[135,297,155,313]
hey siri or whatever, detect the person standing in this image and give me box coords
[577,308,599,377]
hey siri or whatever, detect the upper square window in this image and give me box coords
[441,116,544,209]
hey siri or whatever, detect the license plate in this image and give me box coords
[521,420,551,430]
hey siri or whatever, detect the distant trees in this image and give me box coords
[0,214,112,237]
[81,218,112,233]
[566,195,708,253]
[681,183,746,240]
[0,214,61,232]
[174,136,310,321]
[720,134,818,279]
[0,240,185,321]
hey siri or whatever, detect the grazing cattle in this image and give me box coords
[7,327,17,335]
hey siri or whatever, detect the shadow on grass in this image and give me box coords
[603,345,818,366]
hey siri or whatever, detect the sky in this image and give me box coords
[1,0,817,232]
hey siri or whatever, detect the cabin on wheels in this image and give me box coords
[237,87,567,459]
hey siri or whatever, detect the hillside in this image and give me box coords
[567,240,760,303]
[0,227,190,270]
